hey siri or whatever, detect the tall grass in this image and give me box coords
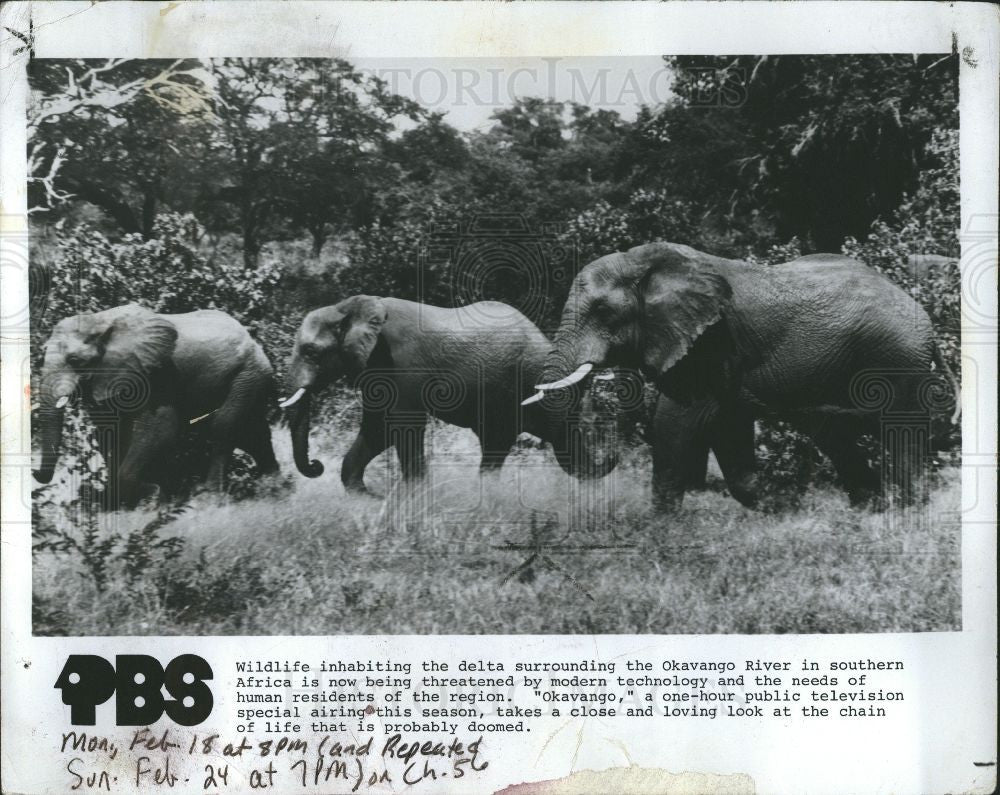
[32,423,960,635]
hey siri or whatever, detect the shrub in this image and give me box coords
[37,212,282,331]
[754,420,834,512]
[745,236,804,267]
[562,189,698,263]
[33,501,185,595]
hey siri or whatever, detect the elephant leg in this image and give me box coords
[707,408,758,508]
[205,449,234,493]
[882,414,932,506]
[341,413,390,494]
[204,406,244,494]
[391,417,428,482]
[651,438,688,513]
[240,415,279,476]
[118,406,179,509]
[879,371,933,505]
[802,416,881,507]
[220,368,279,480]
[92,414,132,509]
[686,439,710,491]
[651,398,714,513]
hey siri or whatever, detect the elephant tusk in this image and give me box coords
[521,390,546,406]
[189,410,216,425]
[534,363,594,392]
[279,388,306,408]
[593,371,615,381]
[55,396,69,409]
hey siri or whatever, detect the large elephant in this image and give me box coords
[528,242,959,509]
[33,304,278,506]
[281,295,615,491]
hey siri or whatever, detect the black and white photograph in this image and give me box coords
[26,52,964,636]
[2,4,997,795]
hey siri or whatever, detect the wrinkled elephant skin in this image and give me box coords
[34,304,278,507]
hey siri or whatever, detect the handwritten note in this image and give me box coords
[61,728,488,792]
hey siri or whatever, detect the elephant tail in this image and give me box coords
[931,343,961,425]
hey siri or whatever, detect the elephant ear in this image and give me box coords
[340,295,388,374]
[91,305,178,403]
[635,248,733,378]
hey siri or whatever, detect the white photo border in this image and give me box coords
[1,3,996,794]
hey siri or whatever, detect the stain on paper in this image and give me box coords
[494,766,755,795]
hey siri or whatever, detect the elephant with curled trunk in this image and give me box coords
[528,242,959,510]
[282,295,616,492]
[34,304,278,507]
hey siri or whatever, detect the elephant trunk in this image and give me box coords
[556,422,618,480]
[541,317,611,388]
[548,403,619,480]
[536,344,619,480]
[33,362,79,484]
[288,391,324,478]
[33,405,66,484]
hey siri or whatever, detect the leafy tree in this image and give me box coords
[386,112,471,184]
[643,54,959,252]
[842,126,960,371]
[200,59,293,267]
[273,60,423,256]
[489,96,567,161]
[204,58,422,264]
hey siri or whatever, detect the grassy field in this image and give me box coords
[33,421,961,636]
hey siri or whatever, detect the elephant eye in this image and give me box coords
[591,300,634,332]
[591,301,613,320]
